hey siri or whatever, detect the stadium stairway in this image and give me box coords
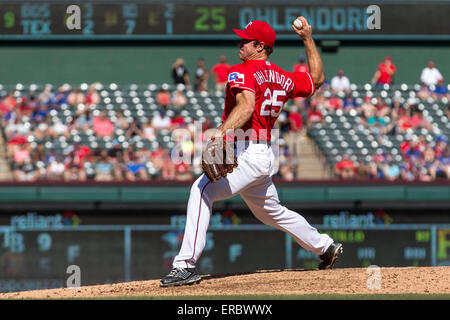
[296,132,332,179]
[0,132,12,181]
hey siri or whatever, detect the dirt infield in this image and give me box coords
[0,266,449,299]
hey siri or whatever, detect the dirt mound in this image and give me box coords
[1,267,449,299]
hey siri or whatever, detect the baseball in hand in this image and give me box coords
[293,18,303,30]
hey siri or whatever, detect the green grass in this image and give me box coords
[86,294,450,300]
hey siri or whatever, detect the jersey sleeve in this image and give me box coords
[289,72,316,98]
[226,65,256,94]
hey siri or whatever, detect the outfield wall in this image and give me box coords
[0,42,449,86]
[0,182,448,292]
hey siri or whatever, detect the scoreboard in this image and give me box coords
[0,2,449,40]
[1,223,449,292]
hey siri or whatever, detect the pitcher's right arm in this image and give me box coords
[292,17,325,89]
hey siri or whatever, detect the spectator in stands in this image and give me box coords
[371,56,396,86]
[432,145,449,179]
[31,143,47,165]
[94,150,114,181]
[211,55,231,93]
[38,85,55,106]
[306,102,324,128]
[417,84,431,100]
[48,119,71,140]
[194,58,209,92]
[330,70,351,94]
[342,91,357,111]
[171,89,187,108]
[156,87,171,108]
[334,155,356,179]
[324,93,344,112]
[397,105,414,133]
[291,56,310,109]
[64,158,87,181]
[31,104,50,123]
[27,91,39,110]
[292,55,309,73]
[374,96,390,117]
[142,118,156,140]
[67,87,86,106]
[150,146,165,175]
[424,146,436,164]
[360,96,376,118]
[151,147,175,180]
[287,106,303,156]
[86,85,101,106]
[114,111,130,131]
[382,159,400,181]
[15,96,33,118]
[355,161,370,179]
[278,160,295,181]
[13,157,41,182]
[274,141,295,181]
[169,115,185,135]
[107,140,125,180]
[73,144,91,165]
[366,109,386,132]
[174,157,193,181]
[54,84,71,106]
[420,147,437,181]
[0,91,17,116]
[432,78,449,99]
[4,117,28,140]
[399,159,416,181]
[6,135,27,162]
[171,58,191,89]
[390,96,404,117]
[365,158,382,180]
[410,108,432,131]
[288,106,303,132]
[151,109,171,131]
[13,142,31,165]
[77,109,94,131]
[124,150,148,181]
[93,111,114,138]
[420,61,443,87]
[46,156,66,181]
[275,110,291,138]
[434,135,448,158]
[125,119,143,139]
[403,138,422,162]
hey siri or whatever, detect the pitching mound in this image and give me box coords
[1,266,449,299]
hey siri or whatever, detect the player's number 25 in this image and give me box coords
[260,88,286,117]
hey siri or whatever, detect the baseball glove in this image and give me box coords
[201,137,238,183]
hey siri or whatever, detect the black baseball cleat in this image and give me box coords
[160,267,202,287]
[318,242,343,270]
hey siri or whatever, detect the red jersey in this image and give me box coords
[223,60,315,141]
[211,63,231,83]
[377,62,396,84]
[292,63,309,73]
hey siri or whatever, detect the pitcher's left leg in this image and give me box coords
[240,177,333,255]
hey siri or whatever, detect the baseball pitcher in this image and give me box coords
[160,17,343,287]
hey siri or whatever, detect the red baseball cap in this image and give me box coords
[233,20,276,48]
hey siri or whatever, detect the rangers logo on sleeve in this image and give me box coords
[228,72,245,84]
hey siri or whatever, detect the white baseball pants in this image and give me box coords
[172,141,334,269]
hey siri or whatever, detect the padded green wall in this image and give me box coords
[0,42,448,86]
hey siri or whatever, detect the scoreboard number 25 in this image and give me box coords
[195,7,226,31]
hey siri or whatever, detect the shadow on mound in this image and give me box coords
[201,268,316,281]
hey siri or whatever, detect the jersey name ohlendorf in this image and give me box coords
[223,60,315,141]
